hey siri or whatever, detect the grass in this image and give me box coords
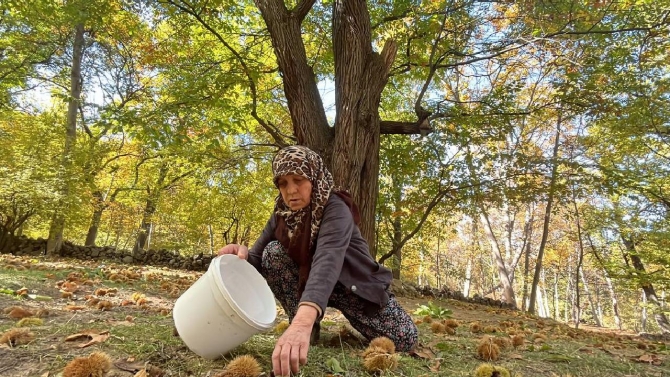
[1,254,669,377]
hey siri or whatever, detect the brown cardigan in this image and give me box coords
[248,195,392,315]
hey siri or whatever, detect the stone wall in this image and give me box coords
[8,236,214,271]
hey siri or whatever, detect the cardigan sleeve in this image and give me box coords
[299,195,354,314]
[247,214,276,273]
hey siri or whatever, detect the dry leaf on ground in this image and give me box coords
[64,330,110,348]
[409,347,436,360]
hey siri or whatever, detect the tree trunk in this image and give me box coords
[480,212,517,307]
[567,254,575,326]
[132,164,168,257]
[208,224,215,254]
[391,215,402,279]
[641,291,648,332]
[529,112,562,314]
[536,281,546,317]
[46,23,85,255]
[541,269,551,318]
[254,0,406,258]
[580,267,602,327]
[521,207,534,311]
[572,184,585,327]
[463,258,472,298]
[605,269,623,329]
[554,271,560,319]
[622,237,670,333]
[84,191,105,246]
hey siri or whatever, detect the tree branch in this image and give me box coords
[292,0,316,22]
[162,0,287,147]
[378,188,451,264]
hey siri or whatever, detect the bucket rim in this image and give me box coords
[210,255,276,329]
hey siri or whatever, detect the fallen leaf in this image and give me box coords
[114,359,145,373]
[134,370,148,377]
[429,359,441,372]
[409,347,436,360]
[64,330,110,348]
[40,373,49,377]
[509,353,524,359]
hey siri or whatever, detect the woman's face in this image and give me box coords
[277,174,313,211]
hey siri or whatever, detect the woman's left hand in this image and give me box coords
[272,321,311,376]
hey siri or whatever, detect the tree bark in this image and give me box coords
[622,237,670,333]
[529,112,562,314]
[254,0,406,257]
[46,23,85,255]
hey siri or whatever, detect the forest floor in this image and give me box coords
[0,254,668,377]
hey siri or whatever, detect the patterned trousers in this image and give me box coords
[261,241,418,352]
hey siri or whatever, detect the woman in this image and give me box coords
[218,145,417,376]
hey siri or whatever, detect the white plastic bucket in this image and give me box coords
[173,255,276,359]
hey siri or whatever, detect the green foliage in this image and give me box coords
[413,301,452,319]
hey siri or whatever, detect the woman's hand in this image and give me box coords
[216,244,248,260]
[272,305,318,376]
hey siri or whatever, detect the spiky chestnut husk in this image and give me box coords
[220,355,262,377]
[62,351,112,377]
[0,328,34,347]
[369,336,396,354]
[473,363,511,377]
[477,337,501,361]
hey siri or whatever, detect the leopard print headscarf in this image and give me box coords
[272,145,361,297]
[272,145,333,251]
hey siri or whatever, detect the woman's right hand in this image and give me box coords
[216,244,249,260]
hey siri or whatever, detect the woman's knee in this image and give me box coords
[261,241,290,272]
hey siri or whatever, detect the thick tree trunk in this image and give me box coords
[47,23,85,256]
[529,113,562,314]
[622,237,670,333]
[254,0,400,257]
[0,230,17,254]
